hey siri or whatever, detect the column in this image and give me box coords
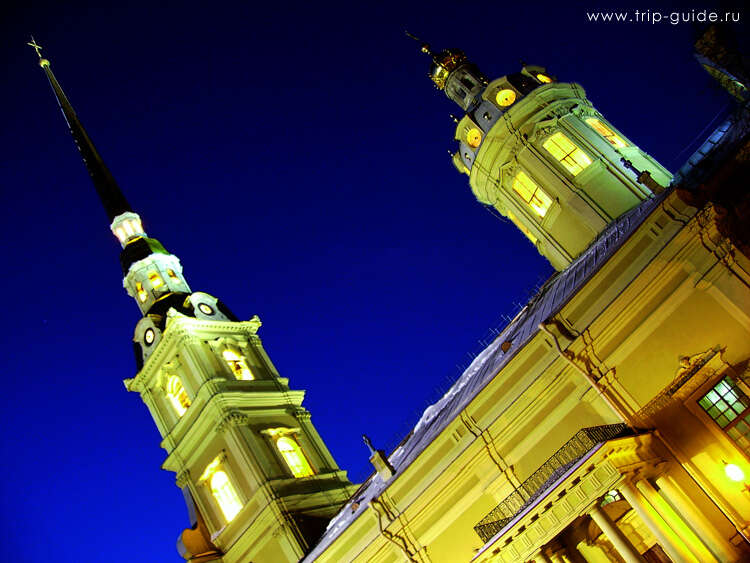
[619,481,696,563]
[588,503,646,563]
[530,549,552,563]
[575,541,611,563]
[637,479,718,563]
[656,475,738,562]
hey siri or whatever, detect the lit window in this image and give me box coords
[210,471,243,522]
[222,349,254,380]
[506,210,538,244]
[136,281,148,303]
[699,376,750,455]
[166,375,190,416]
[148,272,164,288]
[536,73,552,83]
[276,436,314,478]
[496,89,516,107]
[200,458,244,523]
[586,118,627,149]
[167,269,179,281]
[600,490,623,507]
[543,132,592,176]
[512,171,552,217]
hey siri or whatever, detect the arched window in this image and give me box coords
[542,132,592,176]
[222,349,254,380]
[210,470,243,523]
[148,271,164,288]
[276,436,314,478]
[135,281,148,303]
[166,375,190,416]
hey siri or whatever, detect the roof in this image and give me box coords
[304,102,745,560]
[303,190,667,560]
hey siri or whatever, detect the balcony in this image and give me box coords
[474,423,629,543]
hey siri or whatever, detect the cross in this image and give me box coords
[27,37,43,58]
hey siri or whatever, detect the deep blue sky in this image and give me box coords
[2,1,742,561]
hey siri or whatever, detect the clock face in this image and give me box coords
[466,127,482,148]
[144,328,155,345]
[198,303,214,315]
[496,89,517,107]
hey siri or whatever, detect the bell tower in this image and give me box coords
[417,40,672,270]
[32,40,356,563]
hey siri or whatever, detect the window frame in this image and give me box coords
[199,453,245,525]
[261,427,316,479]
[165,373,191,417]
[221,348,254,380]
[697,375,750,456]
[542,131,593,176]
[511,170,553,218]
[585,117,628,149]
[685,367,750,464]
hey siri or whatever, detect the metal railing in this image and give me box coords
[473,423,628,543]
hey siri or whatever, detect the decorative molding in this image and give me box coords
[216,412,250,434]
[293,408,311,421]
[176,469,191,488]
[260,426,302,438]
[635,347,726,423]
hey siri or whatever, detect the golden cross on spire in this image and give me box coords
[27,37,43,58]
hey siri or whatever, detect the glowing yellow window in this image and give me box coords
[166,375,191,417]
[222,349,254,380]
[506,210,538,244]
[135,281,148,303]
[148,271,164,288]
[542,132,592,176]
[536,73,552,83]
[167,268,179,281]
[276,436,314,478]
[585,118,627,149]
[512,171,552,217]
[210,470,243,522]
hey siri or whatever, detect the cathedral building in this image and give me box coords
[33,25,750,563]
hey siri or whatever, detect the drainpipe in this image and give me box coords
[538,322,632,427]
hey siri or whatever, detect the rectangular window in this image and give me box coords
[585,118,627,149]
[542,132,592,176]
[512,171,552,218]
[148,271,164,288]
[699,376,750,455]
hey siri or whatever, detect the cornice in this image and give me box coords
[126,314,263,392]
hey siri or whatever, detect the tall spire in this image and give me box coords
[28,38,132,221]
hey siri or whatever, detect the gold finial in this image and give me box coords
[405,30,433,58]
[27,36,50,67]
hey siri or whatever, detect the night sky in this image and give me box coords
[2,1,742,561]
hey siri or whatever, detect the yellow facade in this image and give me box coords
[35,30,750,562]
[303,191,750,563]
[300,41,750,563]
